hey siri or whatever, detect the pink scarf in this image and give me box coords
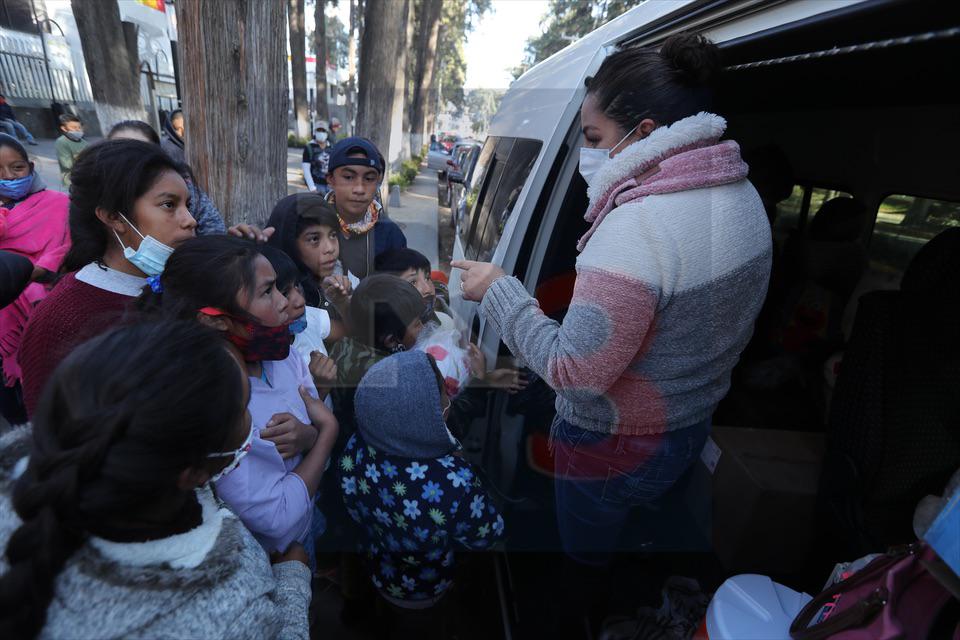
[0,189,71,384]
[577,139,749,252]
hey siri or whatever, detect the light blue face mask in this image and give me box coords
[113,213,174,277]
[288,316,308,335]
[0,173,34,200]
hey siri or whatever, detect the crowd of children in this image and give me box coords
[0,124,510,638]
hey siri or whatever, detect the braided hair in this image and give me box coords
[0,321,246,638]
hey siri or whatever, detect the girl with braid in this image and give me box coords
[0,322,312,639]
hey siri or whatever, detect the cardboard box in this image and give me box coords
[685,426,825,575]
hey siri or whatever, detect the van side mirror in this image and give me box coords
[449,171,465,184]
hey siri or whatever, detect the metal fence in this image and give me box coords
[0,50,79,102]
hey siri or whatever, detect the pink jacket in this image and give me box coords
[0,189,71,384]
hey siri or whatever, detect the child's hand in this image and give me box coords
[468,343,487,377]
[261,413,317,458]
[298,385,339,445]
[227,223,275,243]
[484,368,529,394]
[309,351,337,396]
[321,275,352,307]
[271,542,310,567]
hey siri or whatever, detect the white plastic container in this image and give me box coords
[705,574,812,640]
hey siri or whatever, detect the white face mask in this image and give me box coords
[315,131,328,143]
[207,424,254,484]
[578,124,640,189]
[113,213,175,277]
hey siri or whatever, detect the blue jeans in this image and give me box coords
[552,417,710,565]
[303,500,327,571]
[0,119,35,142]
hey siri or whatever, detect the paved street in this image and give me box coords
[26,138,440,268]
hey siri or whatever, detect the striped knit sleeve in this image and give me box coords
[480,203,671,400]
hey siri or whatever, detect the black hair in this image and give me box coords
[809,197,867,243]
[349,274,425,350]
[57,114,81,126]
[265,194,341,307]
[585,32,722,130]
[108,120,161,145]
[259,244,300,293]
[60,139,187,273]
[0,321,245,637]
[375,248,431,275]
[0,133,28,163]
[294,206,340,239]
[136,235,261,320]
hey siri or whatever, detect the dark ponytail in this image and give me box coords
[60,139,186,274]
[136,234,261,320]
[585,32,722,130]
[0,321,244,638]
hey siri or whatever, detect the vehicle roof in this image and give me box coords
[490,0,867,141]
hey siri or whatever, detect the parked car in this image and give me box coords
[426,145,451,171]
[437,141,480,207]
[444,0,960,636]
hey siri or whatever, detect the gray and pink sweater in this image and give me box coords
[480,112,772,436]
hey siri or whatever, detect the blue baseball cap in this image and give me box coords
[328,136,385,175]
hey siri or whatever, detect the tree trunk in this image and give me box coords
[178,0,288,227]
[410,0,441,154]
[345,0,358,132]
[355,0,405,177]
[70,0,146,130]
[397,0,416,163]
[288,0,310,139]
[314,0,330,122]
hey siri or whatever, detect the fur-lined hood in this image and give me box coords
[586,111,729,206]
[578,112,748,252]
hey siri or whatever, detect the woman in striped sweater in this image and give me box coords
[454,33,772,565]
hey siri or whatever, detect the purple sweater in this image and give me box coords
[214,352,320,553]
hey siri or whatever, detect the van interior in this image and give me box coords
[445,1,960,637]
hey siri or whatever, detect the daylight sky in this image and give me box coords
[464,0,551,90]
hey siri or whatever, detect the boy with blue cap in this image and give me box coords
[326,136,407,279]
[338,350,504,611]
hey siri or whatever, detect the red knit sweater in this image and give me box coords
[20,273,132,417]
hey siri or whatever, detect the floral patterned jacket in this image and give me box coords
[338,432,504,604]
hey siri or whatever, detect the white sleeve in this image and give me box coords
[301,163,316,191]
[310,307,332,341]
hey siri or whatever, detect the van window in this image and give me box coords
[869,194,960,276]
[459,138,498,247]
[773,185,805,237]
[471,139,542,262]
[464,139,512,260]
[808,187,853,220]
[773,185,852,242]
